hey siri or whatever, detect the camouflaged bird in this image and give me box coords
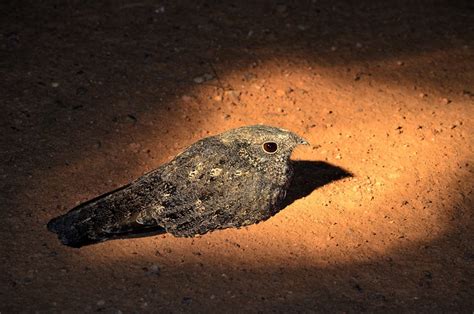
[47,125,308,247]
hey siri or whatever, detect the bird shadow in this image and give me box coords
[282,160,353,208]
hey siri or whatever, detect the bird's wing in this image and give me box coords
[137,136,268,236]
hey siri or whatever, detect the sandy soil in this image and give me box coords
[1,0,473,312]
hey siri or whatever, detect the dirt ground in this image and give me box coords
[1,0,473,312]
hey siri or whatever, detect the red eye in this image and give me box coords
[263,142,278,153]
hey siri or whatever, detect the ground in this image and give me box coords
[1,0,473,312]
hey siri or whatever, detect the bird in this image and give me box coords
[47,125,309,247]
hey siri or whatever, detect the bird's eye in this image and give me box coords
[262,142,278,154]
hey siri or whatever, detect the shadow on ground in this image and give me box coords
[284,160,352,207]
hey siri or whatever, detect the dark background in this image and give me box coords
[1,0,473,312]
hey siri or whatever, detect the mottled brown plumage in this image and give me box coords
[47,125,308,247]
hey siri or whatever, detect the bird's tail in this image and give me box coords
[47,183,164,248]
[47,206,98,247]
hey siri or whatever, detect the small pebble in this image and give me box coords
[181,95,193,102]
[276,89,285,97]
[440,98,451,105]
[51,82,59,88]
[148,264,161,275]
[182,297,192,305]
[193,77,204,84]
[225,90,241,102]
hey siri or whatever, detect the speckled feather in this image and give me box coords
[47,125,308,247]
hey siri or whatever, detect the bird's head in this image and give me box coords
[218,125,309,167]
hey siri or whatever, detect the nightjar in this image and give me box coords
[47,125,308,247]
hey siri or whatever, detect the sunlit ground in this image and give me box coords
[2,1,473,312]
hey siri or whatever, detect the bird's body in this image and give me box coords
[48,125,308,247]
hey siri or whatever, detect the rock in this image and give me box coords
[51,82,59,88]
[126,114,137,123]
[97,300,105,306]
[181,95,193,102]
[276,89,285,97]
[193,77,204,84]
[147,264,161,276]
[182,297,192,305]
[154,6,165,13]
[440,98,451,105]
[225,90,241,103]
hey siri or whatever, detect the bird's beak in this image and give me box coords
[292,133,310,146]
[298,137,310,145]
